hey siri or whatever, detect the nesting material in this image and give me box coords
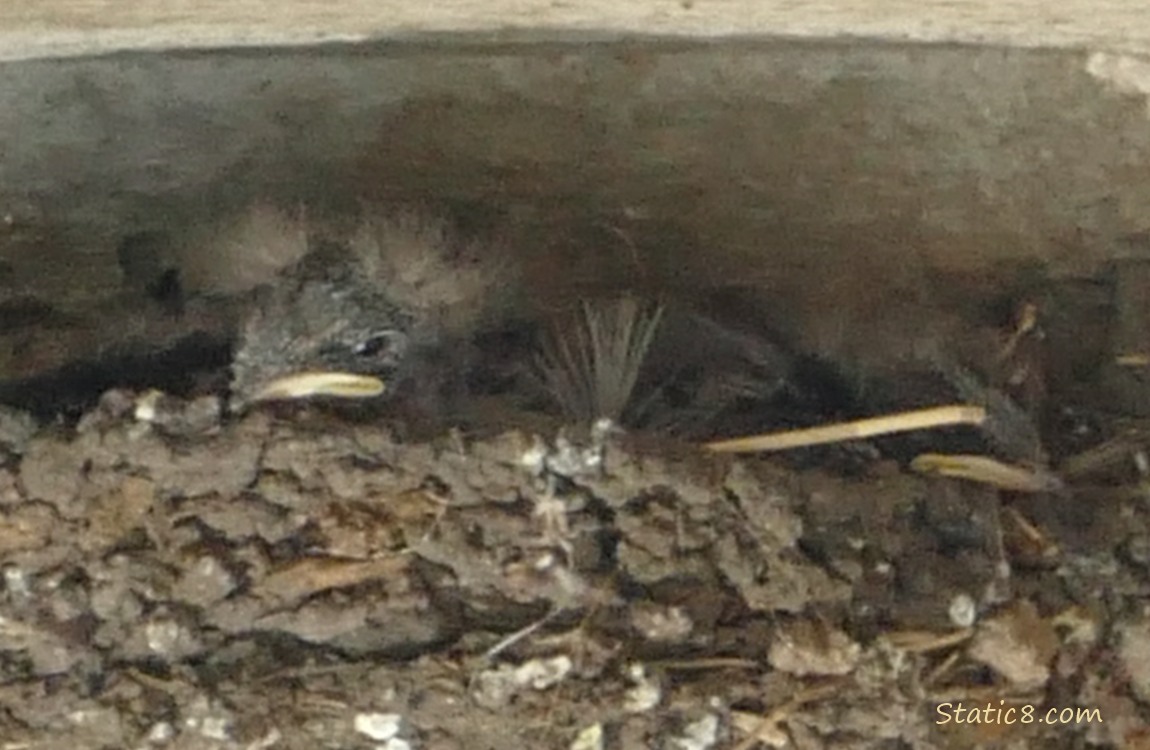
[968,601,1056,691]
[536,296,665,425]
[909,453,1063,492]
[704,404,986,454]
[1114,353,1150,367]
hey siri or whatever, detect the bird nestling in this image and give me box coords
[228,205,507,410]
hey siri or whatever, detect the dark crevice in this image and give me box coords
[0,332,233,421]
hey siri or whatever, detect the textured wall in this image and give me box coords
[5,0,1150,61]
[3,8,1150,393]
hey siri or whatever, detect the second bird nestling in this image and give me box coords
[221,201,1046,476]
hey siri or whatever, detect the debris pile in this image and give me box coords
[0,388,1147,748]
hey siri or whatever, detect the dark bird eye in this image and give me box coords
[353,332,402,358]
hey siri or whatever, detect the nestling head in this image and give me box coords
[226,205,508,410]
[229,242,417,409]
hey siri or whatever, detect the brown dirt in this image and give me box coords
[1,379,1148,749]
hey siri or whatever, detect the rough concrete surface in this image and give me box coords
[5,0,1150,62]
[4,37,1150,391]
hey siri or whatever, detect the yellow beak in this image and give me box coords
[249,371,386,403]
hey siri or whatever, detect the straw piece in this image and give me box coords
[704,404,986,454]
[1059,433,1144,479]
[909,453,1063,492]
[1116,353,1150,367]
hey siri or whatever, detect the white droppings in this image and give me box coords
[948,593,977,628]
[623,663,661,713]
[182,696,233,741]
[520,439,548,474]
[144,721,174,744]
[133,390,162,423]
[670,714,721,750]
[570,723,604,750]
[354,712,402,741]
[67,709,101,725]
[3,566,30,602]
[378,738,412,750]
[146,620,178,654]
[517,654,573,690]
[472,655,575,708]
[631,603,693,642]
[200,716,231,741]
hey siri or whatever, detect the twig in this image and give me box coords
[881,628,974,654]
[1059,431,1147,479]
[705,404,986,454]
[729,681,844,750]
[647,657,760,671]
[483,609,561,661]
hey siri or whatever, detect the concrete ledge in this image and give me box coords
[3,1,1149,411]
[4,0,1150,62]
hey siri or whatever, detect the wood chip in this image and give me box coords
[254,555,409,606]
